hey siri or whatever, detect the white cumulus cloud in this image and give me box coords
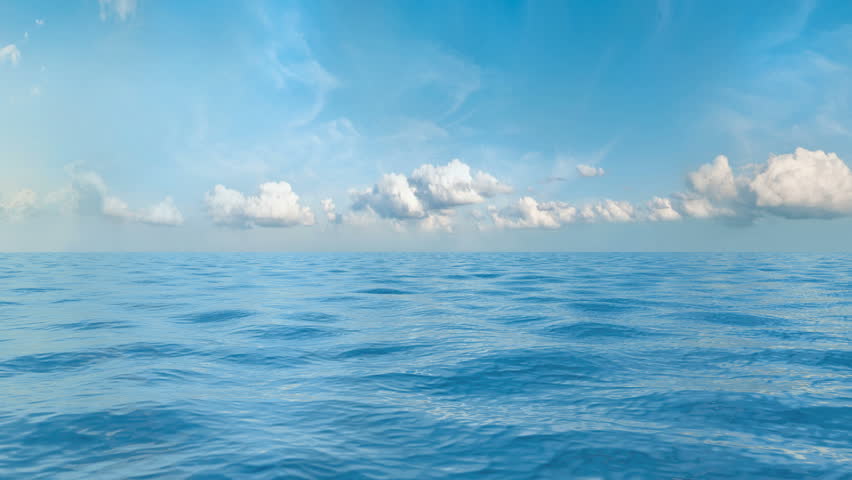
[139,197,184,226]
[351,173,425,219]
[348,147,852,231]
[748,148,852,218]
[675,195,734,219]
[646,196,681,221]
[489,197,571,229]
[205,181,315,228]
[671,147,852,221]
[580,199,635,222]
[411,161,477,207]
[350,159,511,226]
[490,197,636,229]
[687,155,739,201]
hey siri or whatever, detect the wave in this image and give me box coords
[2,252,850,478]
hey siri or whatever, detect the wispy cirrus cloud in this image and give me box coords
[98,0,137,21]
[256,9,338,127]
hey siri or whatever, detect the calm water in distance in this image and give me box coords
[0,253,850,479]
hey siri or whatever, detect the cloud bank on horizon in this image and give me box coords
[6,148,852,233]
[2,0,852,250]
[491,148,852,229]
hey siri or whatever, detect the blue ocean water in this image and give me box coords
[0,252,850,479]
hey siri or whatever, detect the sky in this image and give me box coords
[2,0,852,251]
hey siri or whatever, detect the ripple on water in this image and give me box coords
[335,343,423,360]
[672,310,787,326]
[51,320,131,331]
[564,300,641,315]
[286,311,342,323]
[429,348,611,396]
[615,390,852,443]
[172,309,256,323]
[0,406,208,471]
[0,351,116,377]
[0,343,198,377]
[237,324,346,341]
[542,321,660,339]
[1,252,851,479]
[357,288,413,295]
[743,348,852,370]
[12,287,66,294]
[490,314,551,325]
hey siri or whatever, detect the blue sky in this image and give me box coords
[2,0,852,251]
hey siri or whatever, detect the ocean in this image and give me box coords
[0,252,850,479]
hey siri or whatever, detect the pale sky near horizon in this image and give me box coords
[3,0,852,251]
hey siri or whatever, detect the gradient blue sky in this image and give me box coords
[2,0,852,251]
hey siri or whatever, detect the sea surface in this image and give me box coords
[0,253,850,479]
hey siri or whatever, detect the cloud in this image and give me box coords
[579,199,635,222]
[99,0,137,21]
[0,44,21,66]
[205,181,315,228]
[675,194,734,219]
[68,168,184,226]
[321,198,342,224]
[687,155,738,201]
[546,143,617,184]
[489,197,571,229]
[748,148,852,218]
[409,159,512,210]
[646,196,681,221]
[351,173,425,219]
[490,197,635,229]
[576,164,606,177]
[258,11,338,127]
[139,197,184,226]
[386,119,449,144]
[351,159,511,226]
[439,54,481,118]
[411,48,481,119]
[490,147,852,229]
[35,19,45,26]
[0,189,38,220]
[674,147,852,221]
[1,168,183,226]
[419,212,455,232]
[339,208,379,228]
[670,147,852,222]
